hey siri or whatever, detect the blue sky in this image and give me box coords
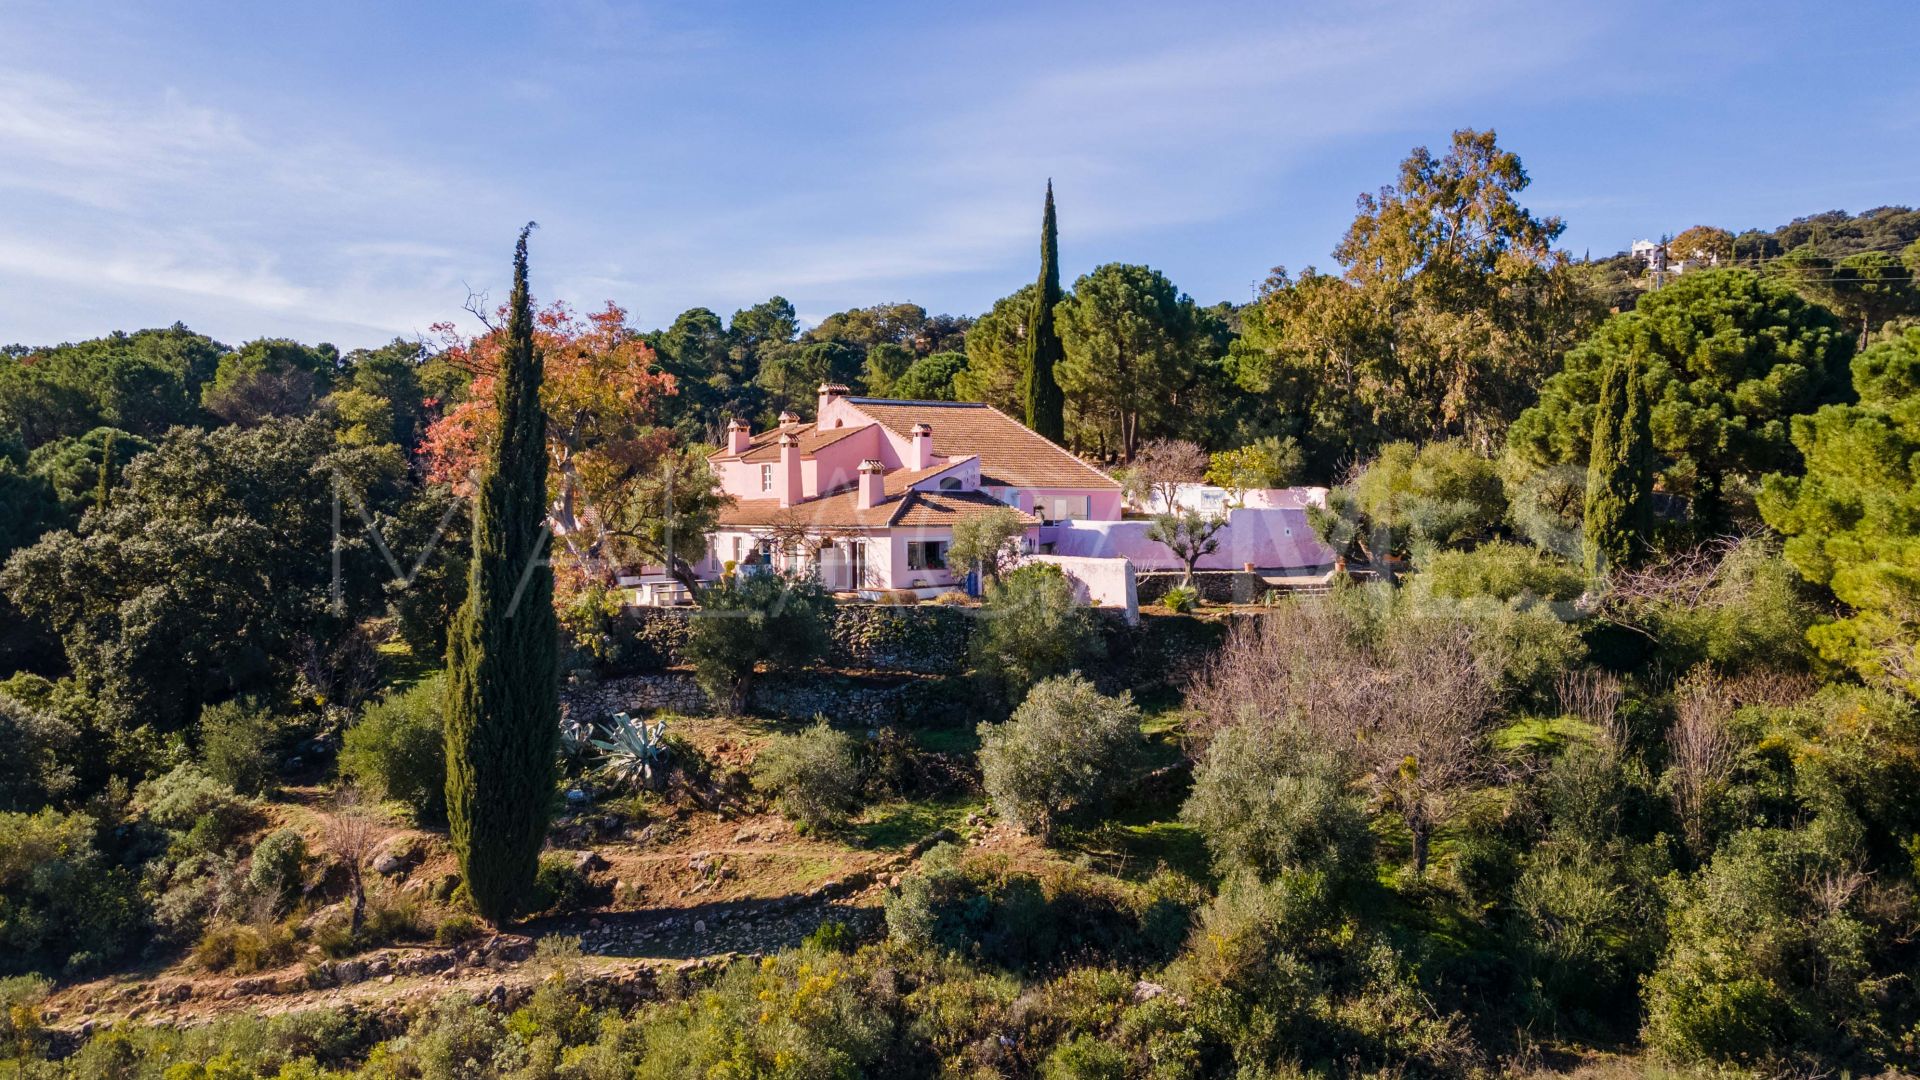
[2,0,1916,351]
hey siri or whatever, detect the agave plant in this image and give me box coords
[592,711,671,790]
[558,713,595,767]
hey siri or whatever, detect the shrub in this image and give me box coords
[1160,584,1200,613]
[1042,1033,1130,1080]
[0,692,77,812]
[0,809,143,974]
[1641,827,1910,1072]
[247,827,308,912]
[137,764,256,851]
[0,974,51,1057]
[1181,725,1371,881]
[529,854,597,915]
[629,945,891,1078]
[754,720,862,830]
[435,912,486,946]
[1417,539,1585,605]
[197,697,286,797]
[684,572,833,714]
[193,921,298,974]
[886,844,1188,974]
[1314,439,1507,558]
[339,676,446,824]
[1644,539,1818,674]
[978,675,1142,842]
[558,582,632,670]
[970,564,1104,704]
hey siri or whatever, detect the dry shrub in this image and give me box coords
[1184,599,1504,873]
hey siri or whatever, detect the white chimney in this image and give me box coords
[857,459,885,510]
[776,432,803,508]
[779,409,800,427]
[726,417,751,455]
[909,422,934,470]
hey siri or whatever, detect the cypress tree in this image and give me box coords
[95,429,115,515]
[1023,181,1067,443]
[444,224,560,925]
[1583,350,1655,576]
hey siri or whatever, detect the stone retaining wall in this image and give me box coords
[1134,570,1266,605]
[565,672,978,727]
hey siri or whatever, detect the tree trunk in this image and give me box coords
[348,874,366,936]
[1409,817,1430,876]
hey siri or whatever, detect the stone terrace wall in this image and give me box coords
[1134,570,1266,605]
[621,605,970,677]
[565,672,978,727]
[606,604,1244,706]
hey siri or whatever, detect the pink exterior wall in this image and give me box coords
[804,424,887,496]
[1045,507,1335,570]
[1025,554,1138,621]
[989,486,1121,522]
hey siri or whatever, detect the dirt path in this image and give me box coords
[43,824,930,1035]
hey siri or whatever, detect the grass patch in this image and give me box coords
[1062,819,1211,882]
[784,857,840,889]
[909,723,979,757]
[853,796,983,850]
[375,638,435,693]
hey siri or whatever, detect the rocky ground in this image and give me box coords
[40,776,990,1038]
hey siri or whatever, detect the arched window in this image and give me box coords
[938,476,962,491]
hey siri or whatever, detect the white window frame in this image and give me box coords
[760,463,774,492]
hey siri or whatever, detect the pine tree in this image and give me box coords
[444,224,560,924]
[1583,350,1655,576]
[1023,181,1067,443]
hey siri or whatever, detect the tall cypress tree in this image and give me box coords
[1023,181,1067,443]
[95,429,116,514]
[1583,350,1655,576]
[444,224,559,925]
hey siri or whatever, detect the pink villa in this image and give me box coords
[697,384,1122,596]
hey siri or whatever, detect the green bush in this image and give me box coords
[970,564,1104,704]
[629,945,891,1078]
[559,582,633,670]
[434,911,486,946]
[247,827,308,912]
[754,720,862,830]
[886,844,1180,974]
[1181,725,1370,881]
[137,763,257,851]
[1642,827,1910,1072]
[1417,539,1585,604]
[1160,584,1200,613]
[529,854,597,915]
[1643,539,1819,674]
[193,920,298,973]
[684,572,833,714]
[197,697,286,797]
[1314,439,1507,558]
[0,973,51,1058]
[0,691,77,812]
[1165,872,1481,1075]
[0,808,143,975]
[339,676,447,824]
[978,675,1142,842]
[1042,1032,1130,1079]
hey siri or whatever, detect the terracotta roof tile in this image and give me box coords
[844,399,1117,490]
[711,421,873,463]
[714,483,1038,530]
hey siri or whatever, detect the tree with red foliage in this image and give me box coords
[422,301,727,591]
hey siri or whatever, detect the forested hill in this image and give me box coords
[4,130,1920,1078]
